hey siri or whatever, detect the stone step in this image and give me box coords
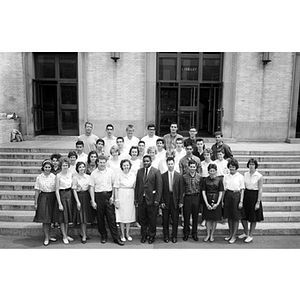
[0,221,300,236]
[262,176,300,184]
[0,148,73,153]
[234,155,300,162]
[262,192,300,201]
[0,166,40,174]
[0,191,35,200]
[0,153,68,160]
[263,184,300,193]
[0,159,43,166]
[263,202,300,212]
[0,200,34,210]
[0,174,37,182]
[0,211,35,222]
[0,182,36,191]
[233,150,300,156]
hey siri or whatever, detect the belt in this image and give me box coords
[59,188,71,192]
[95,191,112,194]
[226,189,240,193]
[185,193,200,196]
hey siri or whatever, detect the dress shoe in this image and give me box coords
[101,237,107,244]
[172,237,177,243]
[114,239,125,246]
[164,237,169,243]
[80,234,90,240]
[228,237,237,244]
[67,236,74,242]
[183,235,189,241]
[148,237,155,244]
[81,237,87,244]
[244,236,253,243]
[141,236,147,243]
[49,237,57,242]
[62,238,69,245]
[120,237,126,242]
[192,235,199,242]
[126,235,133,242]
[43,240,49,246]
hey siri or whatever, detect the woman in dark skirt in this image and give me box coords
[54,158,73,245]
[201,163,224,242]
[72,161,93,244]
[223,158,245,244]
[33,160,57,246]
[239,158,264,243]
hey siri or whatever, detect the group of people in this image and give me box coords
[33,121,264,246]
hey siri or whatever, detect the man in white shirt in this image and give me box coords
[155,138,166,162]
[123,124,139,152]
[141,124,160,152]
[78,121,99,154]
[75,141,88,164]
[102,124,117,157]
[174,137,186,169]
[116,136,130,160]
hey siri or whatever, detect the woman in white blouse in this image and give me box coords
[53,158,73,244]
[33,160,57,246]
[238,158,264,243]
[72,161,93,244]
[223,158,245,244]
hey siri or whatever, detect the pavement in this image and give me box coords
[1,233,300,249]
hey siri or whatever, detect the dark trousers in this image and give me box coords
[183,195,200,236]
[95,192,119,241]
[138,198,158,238]
[162,200,179,239]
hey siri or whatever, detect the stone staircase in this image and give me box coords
[0,146,300,237]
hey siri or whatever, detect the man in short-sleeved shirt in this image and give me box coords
[78,121,99,154]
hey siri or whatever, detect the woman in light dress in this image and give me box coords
[129,146,142,175]
[33,159,57,246]
[107,145,121,175]
[114,159,136,242]
[72,161,93,244]
[53,158,74,245]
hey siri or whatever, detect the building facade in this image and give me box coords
[0,52,300,141]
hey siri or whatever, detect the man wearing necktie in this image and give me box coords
[135,155,163,244]
[161,157,184,243]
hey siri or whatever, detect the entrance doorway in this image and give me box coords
[157,53,223,136]
[33,53,79,135]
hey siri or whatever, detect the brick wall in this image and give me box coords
[233,52,293,141]
[85,52,146,138]
[0,53,26,136]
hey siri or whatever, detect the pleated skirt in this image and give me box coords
[52,190,73,223]
[33,192,55,223]
[72,191,93,224]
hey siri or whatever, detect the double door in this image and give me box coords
[33,80,78,135]
[158,83,222,136]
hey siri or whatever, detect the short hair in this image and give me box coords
[138,140,145,146]
[61,158,70,167]
[185,142,193,148]
[196,138,204,143]
[188,159,197,166]
[68,151,78,159]
[110,145,120,155]
[97,155,108,162]
[214,131,223,137]
[120,159,132,170]
[217,149,225,154]
[106,124,114,130]
[126,124,134,131]
[156,138,165,144]
[50,153,61,161]
[85,121,93,128]
[87,150,98,164]
[170,122,178,127]
[227,158,239,170]
[76,140,84,147]
[41,159,53,171]
[247,158,259,169]
[76,161,86,173]
[116,136,124,142]
[203,148,213,156]
[166,149,176,157]
[147,124,156,130]
[147,146,157,155]
[176,137,183,143]
[129,146,139,156]
[208,163,217,171]
[96,138,105,146]
[143,155,152,162]
[189,126,197,131]
[166,157,175,163]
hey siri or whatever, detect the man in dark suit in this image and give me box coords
[161,157,184,243]
[135,155,163,244]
